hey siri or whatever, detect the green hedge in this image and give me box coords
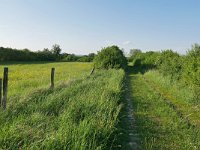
[132,44,200,102]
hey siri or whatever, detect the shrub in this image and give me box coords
[182,44,200,86]
[156,50,182,80]
[182,44,200,102]
[131,44,200,103]
[94,46,127,69]
[132,51,160,73]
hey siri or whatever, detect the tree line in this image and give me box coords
[0,44,95,62]
[129,44,200,102]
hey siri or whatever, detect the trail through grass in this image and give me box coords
[129,68,200,150]
[144,70,200,127]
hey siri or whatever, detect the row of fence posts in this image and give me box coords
[0,67,55,110]
[0,66,95,110]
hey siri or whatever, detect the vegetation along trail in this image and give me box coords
[124,66,200,150]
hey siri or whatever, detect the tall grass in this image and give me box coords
[144,70,194,103]
[0,69,125,149]
[130,74,200,149]
[144,70,200,126]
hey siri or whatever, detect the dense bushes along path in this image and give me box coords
[124,67,200,149]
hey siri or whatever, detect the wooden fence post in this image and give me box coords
[0,78,2,107]
[90,67,95,76]
[2,67,8,109]
[51,68,55,88]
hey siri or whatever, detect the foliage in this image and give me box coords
[77,53,95,62]
[132,51,160,72]
[156,50,182,80]
[182,44,200,86]
[0,46,95,62]
[51,44,61,56]
[132,43,200,102]
[62,53,95,62]
[0,47,37,61]
[94,46,127,69]
[128,49,141,62]
[62,54,79,62]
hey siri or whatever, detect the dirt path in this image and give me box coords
[115,71,140,150]
[123,81,140,150]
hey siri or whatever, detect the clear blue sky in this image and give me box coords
[0,0,200,55]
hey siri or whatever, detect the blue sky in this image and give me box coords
[0,0,200,55]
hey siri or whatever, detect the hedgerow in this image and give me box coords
[132,43,200,102]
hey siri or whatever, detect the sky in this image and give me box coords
[0,0,200,55]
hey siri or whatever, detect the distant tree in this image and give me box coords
[51,44,62,60]
[22,48,31,52]
[43,48,50,53]
[77,56,90,62]
[62,54,79,62]
[88,53,96,62]
[35,48,56,61]
[129,49,141,61]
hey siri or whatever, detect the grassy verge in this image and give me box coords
[0,69,125,149]
[144,70,200,127]
[130,72,200,149]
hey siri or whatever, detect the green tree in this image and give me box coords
[51,44,62,60]
[94,45,127,69]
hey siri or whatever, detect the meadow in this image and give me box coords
[0,45,199,149]
[0,62,125,149]
[0,62,91,103]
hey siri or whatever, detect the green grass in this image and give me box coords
[0,68,125,149]
[144,70,200,127]
[144,70,194,103]
[0,62,91,104]
[129,69,200,150]
[3,62,199,149]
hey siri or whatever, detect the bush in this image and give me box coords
[156,50,182,80]
[132,51,160,72]
[94,46,127,69]
[182,44,200,102]
[131,44,200,103]
[182,44,200,87]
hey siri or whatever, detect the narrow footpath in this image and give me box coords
[114,68,140,150]
[121,69,200,150]
[115,67,200,150]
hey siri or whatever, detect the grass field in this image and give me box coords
[0,62,92,106]
[1,62,199,149]
[0,62,125,149]
[129,68,200,149]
